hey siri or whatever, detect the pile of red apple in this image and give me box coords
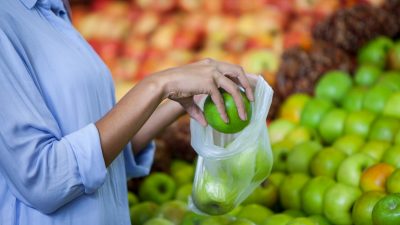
[71,0,370,90]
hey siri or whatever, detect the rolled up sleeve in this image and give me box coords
[124,141,155,179]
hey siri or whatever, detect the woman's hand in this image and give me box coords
[153,58,254,126]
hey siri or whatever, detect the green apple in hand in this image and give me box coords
[300,98,334,129]
[130,202,160,225]
[262,214,293,225]
[323,183,362,225]
[343,110,376,139]
[368,117,400,143]
[279,173,310,210]
[372,193,400,225]
[382,145,400,168]
[139,173,176,204]
[336,153,376,187]
[287,141,322,174]
[318,109,347,144]
[383,93,400,119]
[143,218,174,225]
[269,119,296,144]
[333,134,364,155]
[352,191,386,225]
[301,176,335,215]
[310,147,347,179]
[359,140,390,161]
[236,204,273,225]
[157,200,187,224]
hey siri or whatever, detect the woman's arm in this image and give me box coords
[96,59,254,167]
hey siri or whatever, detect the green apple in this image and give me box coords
[363,84,394,114]
[283,209,306,218]
[143,218,174,225]
[157,200,187,224]
[181,211,207,225]
[242,180,278,208]
[340,86,367,112]
[308,215,332,225]
[386,169,400,193]
[388,41,400,70]
[269,119,296,144]
[377,71,400,91]
[227,205,243,217]
[204,90,252,134]
[323,183,362,225]
[128,192,139,208]
[229,218,256,225]
[252,146,273,183]
[279,173,310,210]
[310,147,347,179]
[368,36,394,52]
[372,193,400,225]
[300,98,334,129]
[301,176,336,215]
[263,214,293,225]
[279,93,311,123]
[396,130,400,145]
[318,109,347,144]
[170,160,194,187]
[382,145,400,168]
[176,184,193,202]
[343,110,376,138]
[268,172,286,187]
[336,153,376,187]
[130,202,160,225]
[354,64,382,87]
[285,126,314,147]
[352,191,386,225]
[315,70,353,104]
[286,217,317,225]
[368,117,400,143]
[199,215,235,225]
[236,204,273,224]
[358,39,388,69]
[287,141,322,174]
[359,140,391,161]
[139,172,176,204]
[333,134,364,155]
[383,93,400,119]
[272,140,293,172]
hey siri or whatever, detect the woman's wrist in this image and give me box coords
[145,68,177,100]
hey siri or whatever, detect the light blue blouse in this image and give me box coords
[0,0,155,224]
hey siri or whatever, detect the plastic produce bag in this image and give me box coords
[189,75,274,215]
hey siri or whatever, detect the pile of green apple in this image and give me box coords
[265,36,400,225]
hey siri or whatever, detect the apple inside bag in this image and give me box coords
[189,76,274,215]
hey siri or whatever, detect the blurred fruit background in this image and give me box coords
[69,0,400,224]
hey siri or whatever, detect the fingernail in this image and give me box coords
[224,115,229,123]
[241,112,247,121]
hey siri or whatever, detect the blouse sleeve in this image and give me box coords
[0,30,107,214]
[124,141,155,180]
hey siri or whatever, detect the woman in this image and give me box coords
[0,0,255,224]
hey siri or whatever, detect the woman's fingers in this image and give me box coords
[178,97,208,126]
[209,84,229,123]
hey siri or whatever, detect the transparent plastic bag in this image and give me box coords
[189,75,274,215]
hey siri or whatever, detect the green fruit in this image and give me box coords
[283,209,306,218]
[388,41,400,70]
[341,86,367,112]
[286,217,317,225]
[344,110,376,138]
[359,140,391,161]
[143,218,174,225]
[279,93,311,123]
[262,214,293,225]
[269,119,296,145]
[372,193,400,225]
[243,181,278,208]
[315,71,353,104]
[139,172,176,204]
[181,211,207,225]
[396,130,400,145]
[272,140,293,172]
[377,71,400,91]
[318,109,347,144]
[333,134,364,155]
[287,141,322,174]
[301,176,336,215]
[310,147,347,179]
[368,117,400,143]
[157,200,187,224]
[354,65,382,87]
[130,202,159,225]
[236,204,273,224]
[300,98,334,129]
[279,173,310,210]
[386,169,400,193]
[204,90,252,134]
[352,191,386,225]
[285,126,314,147]
[383,93,400,119]
[176,184,193,202]
[229,218,256,225]
[336,153,376,187]
[369,36,394,52]
[358,39,388,69]
[308,215,332,225]
[382,146,400,168]
[170,160,194,187]
[323,183,362,225]
[268,172,286,187]
[128,192,139,208]
[199,215,235,225]
[363,84,394,113]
